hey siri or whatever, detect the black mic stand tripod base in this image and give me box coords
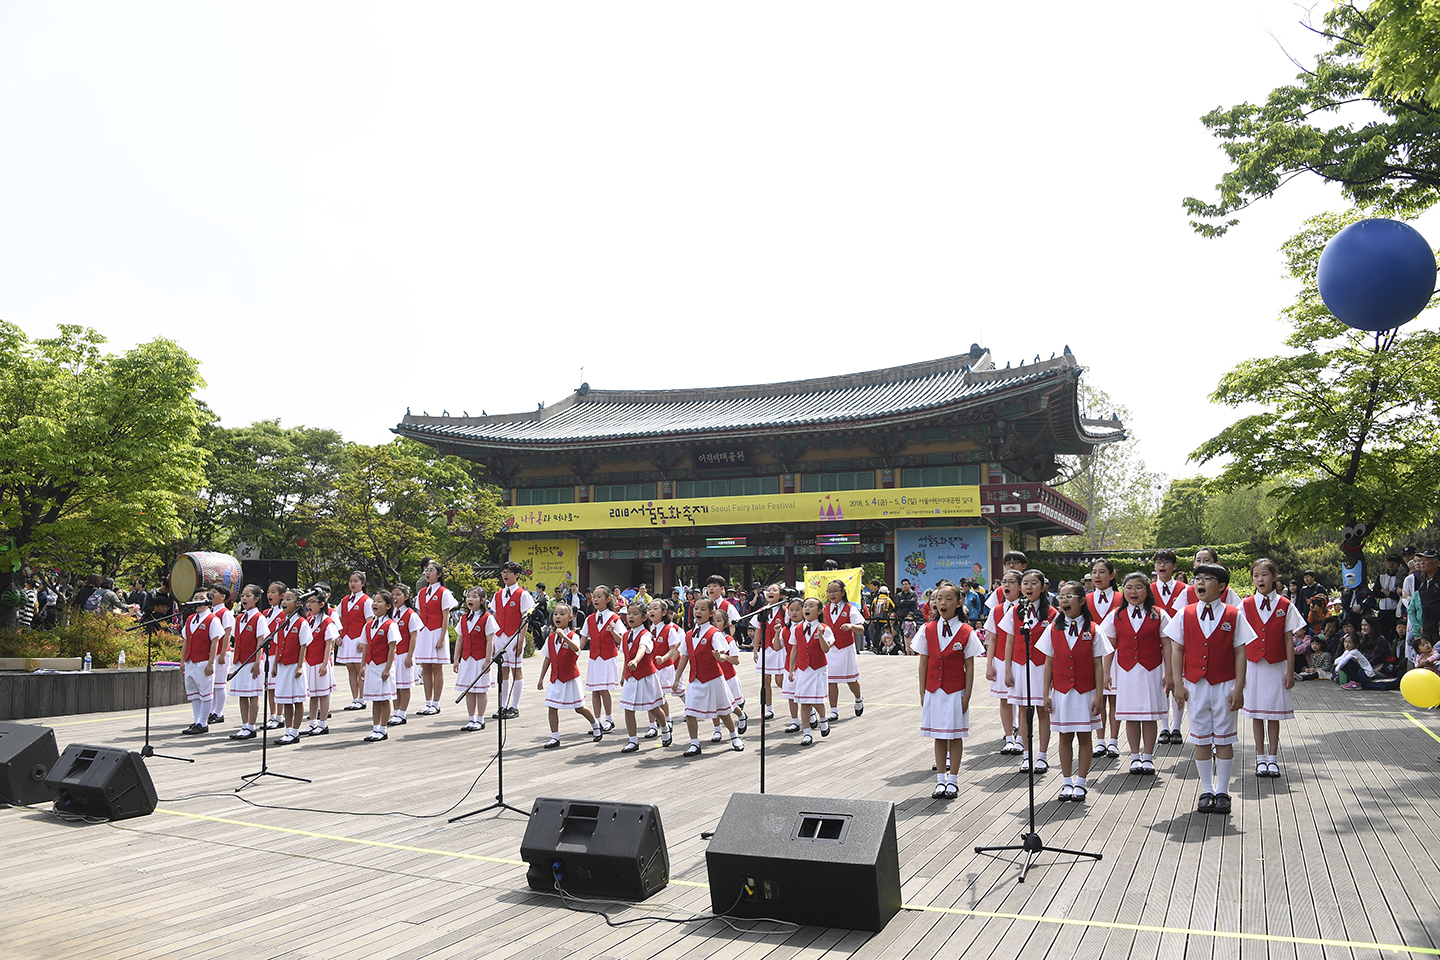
[125,614,193,764]
[450,640,530,822]
[975,614,1102,882]
[235,637,311,792]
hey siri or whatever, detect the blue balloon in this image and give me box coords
[1317,219,1435,331]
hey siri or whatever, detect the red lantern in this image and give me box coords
[297,537,308,548]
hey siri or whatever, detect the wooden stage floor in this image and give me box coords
[4,656,1439,960]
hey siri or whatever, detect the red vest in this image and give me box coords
[687,625,726,683]
[586,611,620,659]
[393,608,417,655]
[1086,588,1120,624]
[1112,605,1165,671]
[182,611,218,663]
[275,614,306,666]
[1049,620,1097,694]
[1008,605,1056,666]
[418,584,448,631]
[339,592,369,639]
[1243,595,1291,664]
[1181,604,1239,684]
[923,620,972,694]
[794,621,829,672]
[459,611,494,661]
[305,614,334,666]
[823,601,859,650]
[547,630,581,683]
[623,627,657,681]
[365,617,394,665]
[493,585,524,636]
[987,605,1012,660]
[1151,579,1184,617]
[233,609,267,665]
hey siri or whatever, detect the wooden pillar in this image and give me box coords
[662,550,675,594]
[578,542,590,593]
[884,527,896,588]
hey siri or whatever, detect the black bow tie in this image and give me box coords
[1201,604,1214,621]
[942,622,951,637]
[1131,606,1144,620]
[1068,622,1079,636]
[1261,596,1271,611]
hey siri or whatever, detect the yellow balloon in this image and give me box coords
[1400,669,1440,709]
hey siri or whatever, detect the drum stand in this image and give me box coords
[235,639,311,792]
[975,608,1102,882]
[125,614,193,764]
[450,640,529,821]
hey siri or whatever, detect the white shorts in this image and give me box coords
[1184,678,1239,746]
[230,659,265,698]
[273,663,307,704]
[213,653,231,690]
[183,661,215,701]
[545,677,584,710]
[586,655,620,692]
[826,643,860,684]
[415,625,450,664]
[920,688,972,739]
[620,674,665,713]
[1115,663,1167,722]
[1049,687,1102,733]
[335,634,365,664]
[362,661,396,702]
[1007,660,1048,707]
[684,676,734,719]
[497,632,525,670]
[790,666,828,705]
[1241,659,1295,721]
[303,661,336,697]
[455,657,492,694]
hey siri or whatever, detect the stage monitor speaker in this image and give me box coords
[44,744,157,821]
[705,792,901,932]
[520,797,669,900]
[0,722,60,806]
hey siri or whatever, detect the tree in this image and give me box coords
[1184,2,1440,237]
[1191,209,1440,568]
[1153,478,1209,549]
[1205,482,1278,546]
[0,322,207,628]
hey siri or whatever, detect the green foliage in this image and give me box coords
[1029,542,1258,596]
[1205,482,1278,546]
[1192,209,1440,548]
[0,615,180,666]
[1153,478,1209,549]
[1185,3,1440,236]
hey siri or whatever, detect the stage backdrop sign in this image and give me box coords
[803,567,864,603]
[501,486,980,533]
[509,540,581,590]
[894,527,989,596]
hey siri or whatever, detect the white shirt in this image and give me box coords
[911,616,984,659]
[1163,600,1258,646]
[1246,590,1306,634]
[1035,616,1115,660]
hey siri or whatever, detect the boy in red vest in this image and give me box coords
[1240,558,1303,779]
[1162,563,1257,814]
[180,590,223,734]
[493,560,535,720]
[1150,549,1186,744]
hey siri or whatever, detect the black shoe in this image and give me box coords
[1197,792,1216,813]
[682,744,701,757]
[208,713,222,724]
[228,728,255,740]
[1214,793,1233,814]
[181,723,208,735]
[621,741,640,753]
[543,737,560,749]
[274,733,300,746]
[386,716,407,726]
[363,731,388,742]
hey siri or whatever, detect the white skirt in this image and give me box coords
[392,655,415,689]
[987,661,1010,701]
[304,661,337,697]
[658,664,683,697]
[362,661,396,702]
[586,655,620,692]
[498,632,525,669]
[230,660,265,698]
[780,660,797,700]
[1049,687,1101,733]
[265,654,278,690]
[620,674,665,712]
[455,657,492,694]
[1007,660,1048,706]
[183,661,215,701]
[545,677,584,710]
[1105,660,1119,697]
[273,663,307,704]
[791,667,828,705]
[755,647,787,673]
[1115,663,1167,722]
[1241,659,1295,721]
[724,672,744,709]
[415,626,450,664]
[335,634,365,664]
[684,677,733,718]
[920,688,971,739]
[826,643,859,683]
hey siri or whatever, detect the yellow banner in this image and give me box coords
[508,539,580,590]
[803,567,864,603]
[500,485,980,533]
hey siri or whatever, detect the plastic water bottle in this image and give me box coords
[83,652,92,672]
[117,650,126,667]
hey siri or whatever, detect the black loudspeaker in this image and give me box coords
[705,792,902,931]
[0,722,60,806]
[44,744,157,821]
[520,797,669,900]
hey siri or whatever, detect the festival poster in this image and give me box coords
[508,539,580,591]
[894,527,989,596]
[803,566,864,603]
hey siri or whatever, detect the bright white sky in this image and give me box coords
[3,2,1433,485]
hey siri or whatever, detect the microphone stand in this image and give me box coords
[975,600,1102,882]
[124,612,192,764]
[450,634,529,821]
[733,597,790,794]
[236,633,311,792]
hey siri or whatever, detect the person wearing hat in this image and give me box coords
[1375,555,1404,641]
[1413,549,1440,650]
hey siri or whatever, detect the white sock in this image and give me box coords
[628,736,638,745]
[192,700,206,724]
[937,773,946,785]
[1142,753,1153,763]
[1198,759,1215,794]
[690,738,700,747]
[1037,751,1047,763]
[1216,758,1233,795]
[1171,701,1184,728]
[1076,776,1087,790]
[395,709,406,719]
[508,683,523,709]
[946,773,957,786]
[1064,775,1075,787]
[213,689,227,716]
[498,680,509,706]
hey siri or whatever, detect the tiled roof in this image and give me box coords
[395,349,1123,449]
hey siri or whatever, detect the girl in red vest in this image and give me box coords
[335,572,373,713]
[537,603,603,748]
[414,562,457,717]
[776,597,807,732]
[822,580,866,722]
[1003,570,1058,772]
[619,603,667,752]
[582,585,624,731]
[263,581,288,730]
[303,592,339,736]
[674,597,744,755]
[1100,572,1172,775]
[652,599,686,714]
[916,583,984,798]
[269,590,312,745]
[453,586,497,731]
[1039,582,1111,801]
[1088,559,1123,760]
[1162,563,1258,815]
[360,590,401,740]
[983,570,1024,756]
[752,583,788,721]
[389,583,422,726]
[1240,559,1304,779]
[710,606,748,739]
[786,597,834,746]
[228,584,271,740]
